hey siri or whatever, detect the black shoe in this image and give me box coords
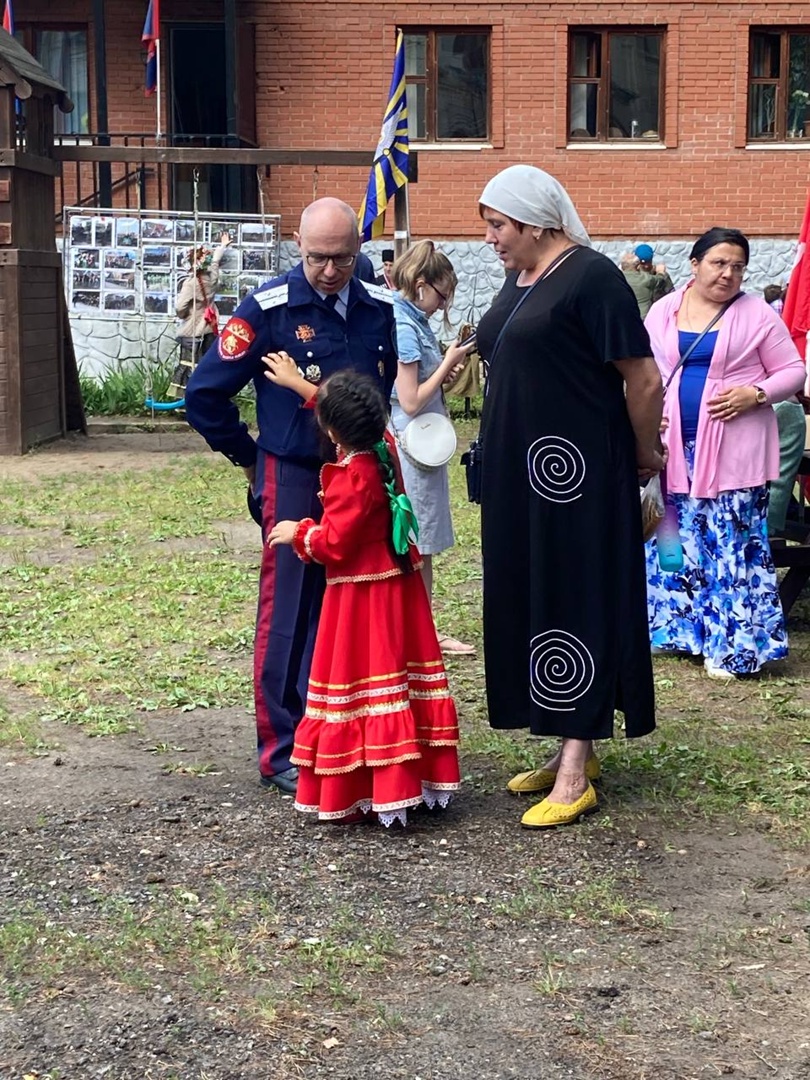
[259,767,299,794]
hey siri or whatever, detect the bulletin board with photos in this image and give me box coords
[63,208,282,322]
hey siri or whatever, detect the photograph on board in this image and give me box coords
[94,218,114,247]
[104,249,137,270]
[73,270,101,291]
[144,270,171,292]
[145,292,170,315]
[70,217,94,246]
[242,249,272,272]
[103,269,136,292]
[143,219,174,241]
[104,291,137,312]
[72,248,100,270]
[240,222,275,246]
[116,218,140,247]
[143,246,172,269]
[72,291,101,312]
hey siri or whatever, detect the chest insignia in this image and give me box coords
[218,317,255,360]
[304,364,322,384]
[295,324,316,342]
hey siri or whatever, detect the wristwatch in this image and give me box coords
[754,386,768,406]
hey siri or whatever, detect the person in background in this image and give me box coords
[620,251,659,319]
[266,368,461,826]
[375,248,396,288]
[764,284,785,315]
[476,164,663,829]
[389,240,476,655]
[169,231,231,400]
[767,395,807,537]
[184,198,398,795]
[645,227,805,678]
[635,243,674,304]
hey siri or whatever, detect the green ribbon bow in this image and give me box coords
[374,440,420,555]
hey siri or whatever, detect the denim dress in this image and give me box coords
[390,294,454,555]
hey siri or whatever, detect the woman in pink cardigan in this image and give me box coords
[645,227,805,679]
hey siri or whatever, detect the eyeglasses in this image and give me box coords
[705,259,747,275]
[430,283,449,305]
[305,253,357,269]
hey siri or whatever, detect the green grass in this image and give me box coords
[2,429,810,834]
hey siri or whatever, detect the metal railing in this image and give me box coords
[55,132,253,219]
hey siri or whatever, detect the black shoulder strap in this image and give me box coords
[486,245,580,371]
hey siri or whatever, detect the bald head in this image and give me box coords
[295,198,361,293]
[620,252,640,271]
[298,198,359,243]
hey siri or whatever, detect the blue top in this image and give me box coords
[677,330,718,441]
[185,262,398,467]
[390,293,445,416]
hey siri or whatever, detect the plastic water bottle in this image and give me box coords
[631,119,640,139]
[657,503,684,572]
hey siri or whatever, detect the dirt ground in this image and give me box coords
[2,433,810,1080]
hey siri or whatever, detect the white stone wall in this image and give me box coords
[73,237,798,378]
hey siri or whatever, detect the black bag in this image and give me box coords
[461,436,483,504]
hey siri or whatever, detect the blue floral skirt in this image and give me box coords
[646,441,787,674]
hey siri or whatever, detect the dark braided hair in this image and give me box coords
[315,371,416,573]
[315,370,387,451]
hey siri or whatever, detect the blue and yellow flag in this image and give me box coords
[359,30,409,241]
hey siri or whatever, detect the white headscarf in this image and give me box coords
[479,165,591,248]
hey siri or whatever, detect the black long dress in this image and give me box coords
[476,246,656,741]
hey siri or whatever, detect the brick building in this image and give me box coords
[13,0,809,246]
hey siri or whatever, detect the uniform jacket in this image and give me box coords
[184,262,398,468]
[645,285,805,498]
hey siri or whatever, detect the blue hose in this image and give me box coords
[144,398,185,411]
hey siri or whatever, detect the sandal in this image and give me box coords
[437,634,476,656]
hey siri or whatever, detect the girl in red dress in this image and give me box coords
[266,366,461,826]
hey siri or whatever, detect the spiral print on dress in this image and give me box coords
[527,436,586,502]
[529,630,595,711]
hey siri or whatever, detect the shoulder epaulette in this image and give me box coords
[361,281,394,304]
[255,283,290,311]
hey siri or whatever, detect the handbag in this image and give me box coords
[394,410,458,471]
[462,244,581,504]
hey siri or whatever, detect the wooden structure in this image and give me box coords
[0,30,84,455]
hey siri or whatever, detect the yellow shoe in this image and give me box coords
[520,783,599,829]
[507,755,601,794]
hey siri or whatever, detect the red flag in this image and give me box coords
[783,186,810,371]
[3,0,14,35]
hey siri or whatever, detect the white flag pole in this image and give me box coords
[155,38,163,141]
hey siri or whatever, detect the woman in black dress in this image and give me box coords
[476,165,664,829]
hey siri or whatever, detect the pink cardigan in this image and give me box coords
[645,285,805,499]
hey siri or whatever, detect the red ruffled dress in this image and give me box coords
[289,441,461,826]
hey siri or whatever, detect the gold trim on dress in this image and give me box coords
[327,566,405,585]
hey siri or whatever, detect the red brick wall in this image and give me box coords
[25,0,810,240]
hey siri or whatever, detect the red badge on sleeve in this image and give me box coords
[218,317,255,360]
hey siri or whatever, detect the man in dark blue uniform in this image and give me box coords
[185,197,398,794]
